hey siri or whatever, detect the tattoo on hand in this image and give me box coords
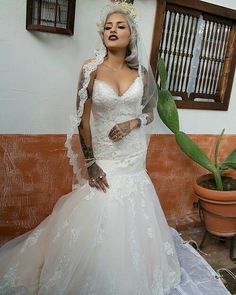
[120,121,131,135]
[109,120,132,142]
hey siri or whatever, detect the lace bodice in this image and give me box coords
[90,76,148,162]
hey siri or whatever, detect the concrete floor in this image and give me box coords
[179,226,236,294]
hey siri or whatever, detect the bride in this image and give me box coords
[0,2,231,294]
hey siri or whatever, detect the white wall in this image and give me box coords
[0,0,235,134]
[0,0,108,134]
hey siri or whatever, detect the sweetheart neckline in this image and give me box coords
[94,76,141,98]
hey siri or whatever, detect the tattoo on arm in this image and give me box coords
[77,66,94,162]
[78,108,94,164]
[141,70,154,126]
[136,118,142,128]
[79,132,94,161]
[142,103,154,125]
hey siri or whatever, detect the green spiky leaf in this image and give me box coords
[156,82,161,93]
[221,149,236,170]
[157,58,168,89]
[157,89,179,133]
[175,131,216,173]
[214,129,225,166]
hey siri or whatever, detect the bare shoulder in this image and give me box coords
[129,67,139,79]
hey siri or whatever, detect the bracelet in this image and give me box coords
[85,157,96,168]
[136,113,149,127]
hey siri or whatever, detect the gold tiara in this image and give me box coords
[112,0,137,21]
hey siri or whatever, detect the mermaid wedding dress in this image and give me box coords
[0,77,230,295]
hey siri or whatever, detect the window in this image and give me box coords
[151,0,236,110]
[26,0,76,35]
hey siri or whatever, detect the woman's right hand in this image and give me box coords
[87,162,109,193]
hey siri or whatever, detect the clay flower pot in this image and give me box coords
[193,174,236,237]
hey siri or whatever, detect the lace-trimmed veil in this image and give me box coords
[65,2,158,190]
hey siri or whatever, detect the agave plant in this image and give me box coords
[156,59,236,191]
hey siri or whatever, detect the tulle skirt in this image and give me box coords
[0,159,230,295]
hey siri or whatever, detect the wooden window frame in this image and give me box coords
[26,0,76,35]
[150,0,236,110]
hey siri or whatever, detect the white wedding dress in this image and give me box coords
[0,76,230,295]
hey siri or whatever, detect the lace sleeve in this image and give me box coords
[136,68,154,127]
[77,65,96,168]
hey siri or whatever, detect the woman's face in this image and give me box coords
[103,13,131,50]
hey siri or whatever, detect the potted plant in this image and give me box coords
[156,59,236,248]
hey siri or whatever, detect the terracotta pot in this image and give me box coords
[193,174,236,237]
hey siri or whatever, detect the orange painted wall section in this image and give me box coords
[0,134,235,245]
[146,134,236,229]
[0,135,73,245]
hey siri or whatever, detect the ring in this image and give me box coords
[96,175,103,182]
[89,178,96,186]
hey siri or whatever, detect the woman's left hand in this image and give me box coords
[108,119,138,142]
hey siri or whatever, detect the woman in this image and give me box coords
[0,2,230,295]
